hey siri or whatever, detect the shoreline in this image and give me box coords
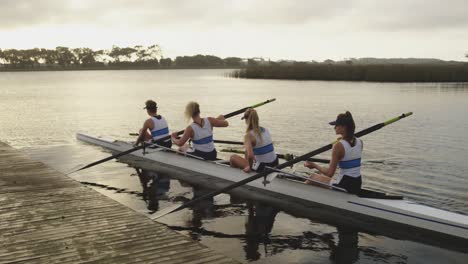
[2,64,468,83]
[0,66,241,72]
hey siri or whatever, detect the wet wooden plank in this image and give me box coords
[0,142,237,264]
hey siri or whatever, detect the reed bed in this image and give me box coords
[230,64,468,82]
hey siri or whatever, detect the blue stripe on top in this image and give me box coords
[151,127,169,137]
[339,158,361,169]
[253,143,274,155]
[192,135,213,145]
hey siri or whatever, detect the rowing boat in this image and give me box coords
[76,133,468,252]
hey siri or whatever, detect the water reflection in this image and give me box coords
[78,174,460,264]
[243,201,279,261]
[329,226,359,264]
[189,186,216,240]
[159,184,363,263]
[134,168,171,211]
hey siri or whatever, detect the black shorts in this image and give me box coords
[252,157,279,172]
[191,149,217,161]
[332,175,362,194]
[149,139,172,149]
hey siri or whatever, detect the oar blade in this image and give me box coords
[150,204,183,220]
[65,164,85,175]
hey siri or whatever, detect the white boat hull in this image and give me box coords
[76,133,468,252]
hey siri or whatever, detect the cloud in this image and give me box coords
[1,0,467,61]
[0,1,357,28]
[355,0,468,31]
[1,0,467,32]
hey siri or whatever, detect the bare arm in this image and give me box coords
[171,126,193,146]
[244,133,255,165]
[305,142,344,177]
[135,119,153,145]
[208,115,229,128]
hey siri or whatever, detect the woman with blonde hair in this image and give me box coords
[171,101,228,160]
[230,108,278,173]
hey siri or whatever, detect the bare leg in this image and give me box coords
[305,173,332,185]
[230,154,249,169]
[178,144,190,152]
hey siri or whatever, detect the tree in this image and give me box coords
[247,59,257,66]
[135,44,161,62]
[223,57,243,67]
[55,46,75,66]
[72,48,97,66]
[175,54,223,67]
[159,57,172,67]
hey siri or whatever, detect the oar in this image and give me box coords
[211,139,244,145]
[220,148,331,163]
[152,112,413,219]
[68,98,276,174]
[129,133,244,146]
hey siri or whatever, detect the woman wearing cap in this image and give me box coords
[230,108,278,173]
[171,101,228,160]
[135,100,172,148]
[304,111,363,194]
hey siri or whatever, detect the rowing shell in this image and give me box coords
[76,133,468,252]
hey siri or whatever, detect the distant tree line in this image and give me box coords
[231,64,468,82]
[0,45,246,70]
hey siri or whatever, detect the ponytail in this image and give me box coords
[244,108,262,140]
[343,111,356,146]
[185,101,200,121]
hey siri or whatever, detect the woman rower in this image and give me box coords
[171,101,228,160]
[135,99,172,148]
[304,111,363,194]
[230,108,278,173]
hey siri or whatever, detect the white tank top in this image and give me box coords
[150,116,169,141]
[190,118,215,152]
[250,127,276,164]
[334,138,362,184]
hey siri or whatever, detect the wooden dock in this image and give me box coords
[0,142,237,264]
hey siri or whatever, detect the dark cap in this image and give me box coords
[329,112,353,126]
[143,100,157,111]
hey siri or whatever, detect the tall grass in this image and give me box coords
[230,64,468,82]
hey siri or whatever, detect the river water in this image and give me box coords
[1,69,467,263]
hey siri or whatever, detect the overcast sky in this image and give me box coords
[1,0,467,61]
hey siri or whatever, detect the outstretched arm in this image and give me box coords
[208,115,229,127]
